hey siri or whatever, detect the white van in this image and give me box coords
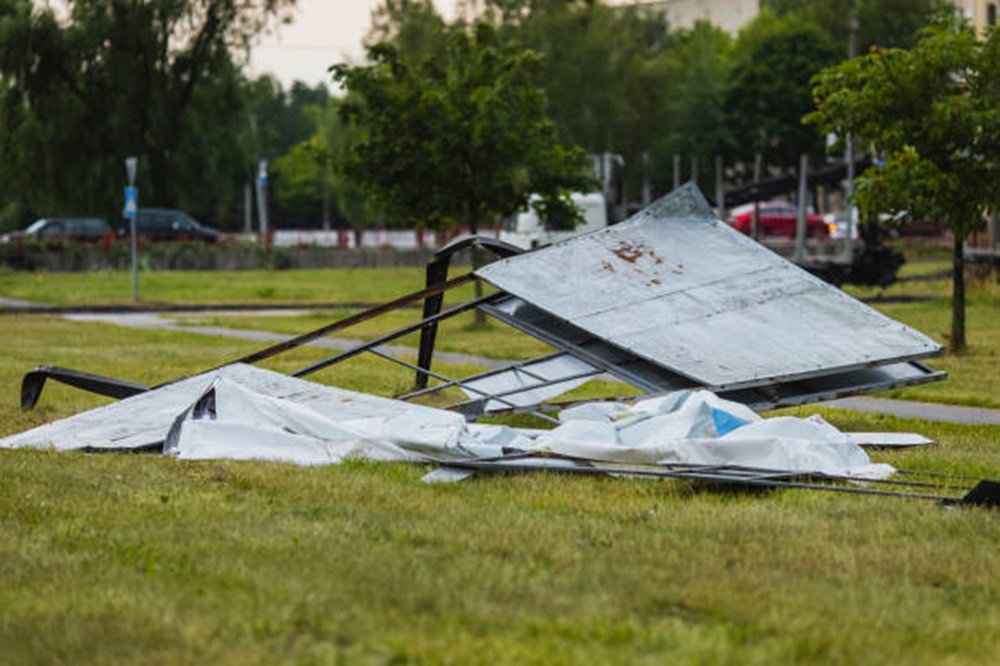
[499,192,609,250]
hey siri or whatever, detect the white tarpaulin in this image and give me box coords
[165,374,529,464]
[528,390,893,478]
[0,364,896,479]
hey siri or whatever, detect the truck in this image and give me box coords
[498,191,610,250]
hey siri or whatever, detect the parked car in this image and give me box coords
[726,201,830,240]
[822,210,861,241]
[118,208,219,243]
[826,209,945,239]
[1,217,112,243]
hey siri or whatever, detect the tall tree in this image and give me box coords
[0,0,295,228]
[331,21,595,235]
[365,0,448,63]
[727,10,841,173]
[808,14,1000,351]
[764,0,946,51]
[480,1,676,202]
[271,101,372,231]
[656,20,732,191]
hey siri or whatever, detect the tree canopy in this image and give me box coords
[0,0,958,235]
[764,0,947,51]
[809,14,1000,350]
[331,21,595,233]
[0,0,295,227]
[727,10,841,170]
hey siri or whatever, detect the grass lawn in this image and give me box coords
[0,258,998,664]
[843,257,1000,409]
[0,266,459,306]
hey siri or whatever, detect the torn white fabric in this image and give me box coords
[529,390,893,478]
[164,377,423,465]
[165,376,532,464]
[0,367,897,480]
[0,364,473,458]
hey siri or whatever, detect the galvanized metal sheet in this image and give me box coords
[476,184,942,390]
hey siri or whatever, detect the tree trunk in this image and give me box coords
[951,233,966,353]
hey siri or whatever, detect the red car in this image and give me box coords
[726,201,830,240]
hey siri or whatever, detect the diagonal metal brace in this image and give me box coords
[19,274,481,410]
[416,235,523,389]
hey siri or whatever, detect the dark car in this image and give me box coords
[726,201,830,240]
[2,217,113,243]
[118,208,219,243]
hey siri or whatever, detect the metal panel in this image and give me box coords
[481,298,697,393]
[476,183,942,389]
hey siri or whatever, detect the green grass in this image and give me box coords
[2,259,998,407]
[175,308,554,361]
[0,263,998,663]
[845,265,1000,408]
[1,427,997,665]
[0,266,465,306]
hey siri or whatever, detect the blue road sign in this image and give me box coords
[123,186,139,219]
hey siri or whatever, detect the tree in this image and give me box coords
[808,15,1000,351]
[485,1,677,200]
[272,101,372,231]
[764,0,947,51]
[365,0,448,63]
[657,20,732,190]
[331,21,595,235]
[727,10,841,173]
[0,0,295,229]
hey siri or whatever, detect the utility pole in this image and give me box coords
[322,159,331,230]
[844,17,860,263]
[795,154,809,263]
[715,156,725,219]
[244,183,253,236]
[751,153,763,241]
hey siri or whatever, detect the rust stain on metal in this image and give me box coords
[612,241,666,267]
[612,241,643,264]
[601,260,616,272]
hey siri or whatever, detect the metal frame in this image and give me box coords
[20,186,948,428]
[434,456,998,507]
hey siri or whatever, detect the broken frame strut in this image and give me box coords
[21,271,485,409]
[434,457,1000,508]
[11,241,998,507]
[21,185,951,421]
[20,234,592,423]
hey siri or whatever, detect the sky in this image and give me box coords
[247,0,461,88]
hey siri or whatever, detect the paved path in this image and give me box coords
[822,396,1000,426]
[0,296,43,309]
[62,311,508,369]
[15,306,1000,427]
